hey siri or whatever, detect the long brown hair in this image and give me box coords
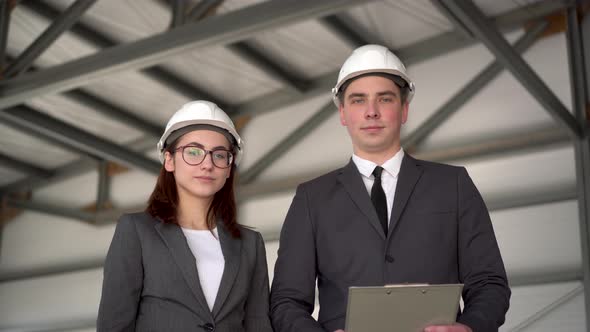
[145,136,241,238]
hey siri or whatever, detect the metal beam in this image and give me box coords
[509,285,584,332]
[566,5,590,331]
[429,0,473,39]
[239,101,335,184]
[4,0,97,77]
[486,186,577,212]
[239,126,571,201]
[227,41,308,92]
[0,0,11,72]
[96,161,109,210]
[400,0,573,65]
[20,0,226,106]
[4,56,165,141]
[167,0,307,96]
[170,0,186,28]
[0,156,96,194]
[62,90,162,138]
[0,0,374,109]
[0,106,160,174]
[0,318,98,332]
[403,20,548,150]
[230,72,334,118]
[0,152,53,179]
[509,269,582,287]
[0,108,103,159]
[0,134,155,194]
[493,0,574,29]
[4,129,574,226]
[0,219,581,284]
[186,0,224,21]
[142,66,226,107]
[1,126,572,221]
[5,197,97,223]
[439,0,582,139]
[20,0,113,48]
[0,256,105,282]
[415,126,571,164]
[318,14,373,48]
[231,0,574,118]
[0,222,3,266]
[0,0,574,197]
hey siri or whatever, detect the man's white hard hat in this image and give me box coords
[332,44,415,106]
[157,101,244,165]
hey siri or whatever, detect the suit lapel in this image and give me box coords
[389,154,423,235]
[154,222,213,319]
[211,223,241,318]
[338,159,386,239]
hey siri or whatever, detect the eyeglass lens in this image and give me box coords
[182,146,233,168]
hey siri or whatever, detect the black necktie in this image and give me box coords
[371,166,388,235]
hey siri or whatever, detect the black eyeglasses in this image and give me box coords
[174,145,234,169]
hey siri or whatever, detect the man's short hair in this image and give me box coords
[337,73,410,106]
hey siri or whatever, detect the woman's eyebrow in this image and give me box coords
[184,142,229,150]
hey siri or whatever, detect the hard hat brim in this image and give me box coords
[332,68,415,107]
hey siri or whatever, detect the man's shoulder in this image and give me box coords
[409,155,464,175]
[299,165,346,189]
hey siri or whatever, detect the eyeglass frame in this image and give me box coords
[171,144,234,169]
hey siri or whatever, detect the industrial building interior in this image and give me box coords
[0,0,589,331]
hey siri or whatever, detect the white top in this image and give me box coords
[181,227,225,311]
[352,149,405,225]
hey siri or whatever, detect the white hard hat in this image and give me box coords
[157,100,244,166]
[332,44,415,106]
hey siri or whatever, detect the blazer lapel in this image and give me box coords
[211,223,241,318]
[154,222,213,319]
[389,154,423,235]
[338,159,386,239]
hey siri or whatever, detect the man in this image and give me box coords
[270,44,510,332]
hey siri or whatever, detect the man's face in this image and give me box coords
[338,75,409,161]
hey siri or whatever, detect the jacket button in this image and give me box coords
[201,323,215,331]
[385,255,394,263]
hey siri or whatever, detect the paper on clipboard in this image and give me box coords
[345,283,463,332]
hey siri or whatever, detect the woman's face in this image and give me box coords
[164,129,232,202]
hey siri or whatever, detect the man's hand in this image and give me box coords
[334,330,345,332]
[424,323,472,332]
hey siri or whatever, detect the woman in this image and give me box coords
[97,101,273,332]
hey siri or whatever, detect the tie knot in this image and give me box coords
[372,166,384,179]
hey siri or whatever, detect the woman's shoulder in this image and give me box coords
[237,225,263,239]
[116,211,159,230]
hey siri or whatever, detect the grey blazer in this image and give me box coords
[270,155,510,332]
[97,212,273,332]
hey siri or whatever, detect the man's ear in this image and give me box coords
[339,104,347,126]
[401,101,409,125]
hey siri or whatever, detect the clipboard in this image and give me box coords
[345,284,463,332]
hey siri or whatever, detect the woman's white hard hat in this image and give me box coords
[157,100,244,165]
[332,44,415,107]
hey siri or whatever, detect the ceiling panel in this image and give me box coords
[0,123,79,170]
[8,5,99,67]
[347,0,452,49]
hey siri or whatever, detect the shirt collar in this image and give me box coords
[352,149,405,179]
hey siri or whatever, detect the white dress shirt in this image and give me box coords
[352,149,405,225]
